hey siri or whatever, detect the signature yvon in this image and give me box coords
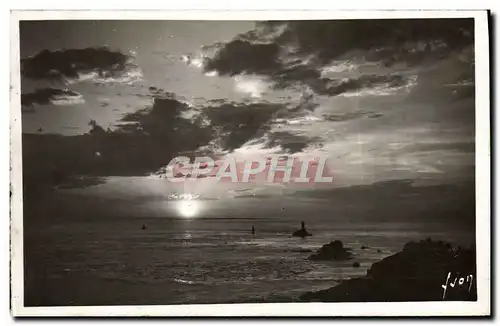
[441,272,474,300]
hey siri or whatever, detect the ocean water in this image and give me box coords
[24,195,475,305]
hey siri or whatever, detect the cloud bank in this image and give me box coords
[202,19,473,97]
[21,47,142,84]
[21,88,84,108]
[21,19,475,194]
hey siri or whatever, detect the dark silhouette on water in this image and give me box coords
[292,221,312,238]
[141,224,147,230]
[308,240,353,261]
[251,226,255,235]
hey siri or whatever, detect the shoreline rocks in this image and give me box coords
[308,240,353,261]
[300,238,477,302]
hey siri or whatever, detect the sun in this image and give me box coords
[177,200,200,218]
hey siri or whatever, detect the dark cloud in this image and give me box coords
[265,131,323,153]
[21,47,134,81]
[322,110,381,122]
[133,86,177,100]
[272,65,321,90]
[22,91,288,192]
[203,19,473,96]
[311,74,409,96]
[56,176,107,190]
[22,93,210,195]
[204,40,282,76]
[21,88,83,107]
[275,19,473,64]
[203,102,283,151]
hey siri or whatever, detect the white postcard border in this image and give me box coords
[9,9,490,317]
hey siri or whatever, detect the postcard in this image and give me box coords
[10,10,490,317]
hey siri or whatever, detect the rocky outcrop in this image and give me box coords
[292,229,312,238]
[292,221,312,238]
[308,240,353,261]
[300,238,477,302]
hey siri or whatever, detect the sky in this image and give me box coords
[19,19,475,202]
[20,20,256,134]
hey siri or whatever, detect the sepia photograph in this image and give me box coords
[10,10,490,317]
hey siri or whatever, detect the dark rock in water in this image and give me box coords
[377,249,382,253]
[361,245,369,250]
[300,239,477,302]
[308,240,353,261]
[292,221,312,238]
[353,261,360,268]
[292,229,312,238]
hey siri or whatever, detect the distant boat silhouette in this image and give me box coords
[141,224,147,230]
[252,226,255,235]
[292,221,312,238]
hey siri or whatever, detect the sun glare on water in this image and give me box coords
[177,200,200,218]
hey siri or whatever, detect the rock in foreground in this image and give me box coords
[301,239,476,302]
[308,240,353,261]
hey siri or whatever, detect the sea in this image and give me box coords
[23,189,475,306]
